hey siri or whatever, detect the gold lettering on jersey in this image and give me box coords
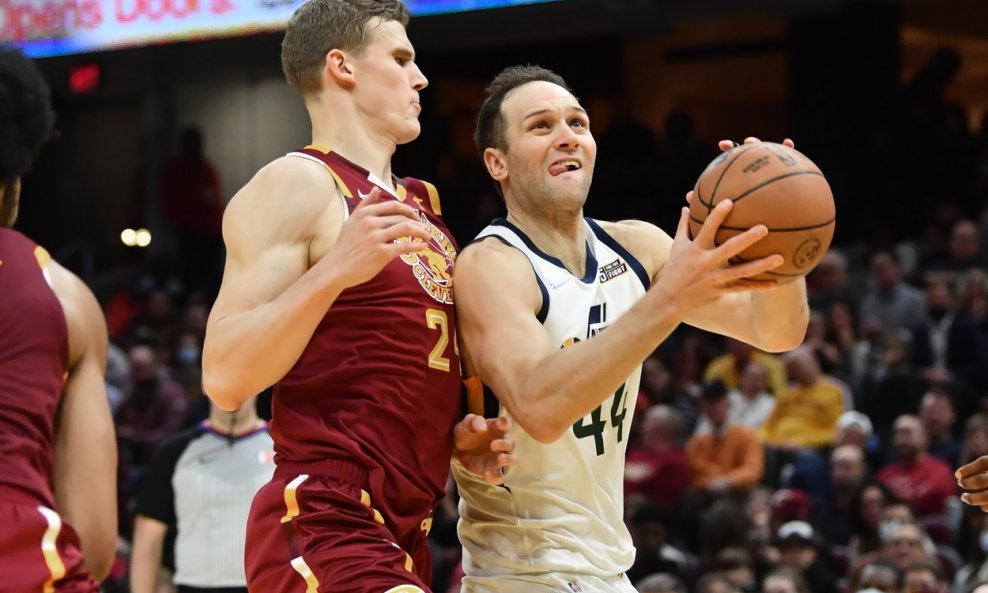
[599,259,628,283]
[398,212,457,304]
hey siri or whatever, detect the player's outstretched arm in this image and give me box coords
[958,456,988,512]
[49,261,117,580]
[455,205,781,443]
[203,158,430,410]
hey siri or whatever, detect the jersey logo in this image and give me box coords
[398,211,456,304]
[599,259,628,283]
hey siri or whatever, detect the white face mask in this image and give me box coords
[879,520,898,543]
[979,531,988,553]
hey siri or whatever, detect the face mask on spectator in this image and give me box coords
[979,530,988,553]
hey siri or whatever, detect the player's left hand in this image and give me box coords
[717,137,795,152]
[453,414,517,485]
[957,455,988,512]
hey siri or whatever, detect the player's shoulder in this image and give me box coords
[595,218,668,243]
[454,236,540,303]
[593,218,670,276]
[457,235,532,274]
[228,155,339,217]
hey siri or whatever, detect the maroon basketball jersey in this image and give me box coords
[0,229,68,508]
[273,146,462,536]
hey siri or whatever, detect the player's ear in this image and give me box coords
[483,147,508,182]
[325,49,355,87]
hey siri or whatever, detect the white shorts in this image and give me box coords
[461,573,637,593]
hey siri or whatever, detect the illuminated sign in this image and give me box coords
[3,0,558,58]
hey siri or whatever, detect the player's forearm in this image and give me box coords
[203,270,347,409]
[508,294,685,442]
[748,279,809,352]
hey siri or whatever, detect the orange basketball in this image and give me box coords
[688,141,835,281]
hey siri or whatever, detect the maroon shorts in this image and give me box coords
[245,461,433,593]
[0,501,99,593]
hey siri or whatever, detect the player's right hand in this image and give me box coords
[653,199,782,315]
[326,187,432,288]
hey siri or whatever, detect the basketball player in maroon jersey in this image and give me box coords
[0,48,118,592]
[201,1,515,592]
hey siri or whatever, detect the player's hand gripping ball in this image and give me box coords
[688,141,835,281]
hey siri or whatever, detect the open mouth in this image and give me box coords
[549,160,581,176]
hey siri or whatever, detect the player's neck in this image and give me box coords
[309,99,396,186]
[507,209,587,277]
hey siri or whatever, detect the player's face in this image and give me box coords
[0,178,21,227]
[351,19,428,145]
[497,81,595,212]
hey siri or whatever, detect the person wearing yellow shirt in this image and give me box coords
[760,347,844,449]
[705,337,788,396]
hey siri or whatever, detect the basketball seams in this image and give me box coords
[690,216,835,233]
[724,170,826,206]
[700,144,759,211]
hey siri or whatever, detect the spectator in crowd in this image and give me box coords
[859,251,927,335]
[641,353,701,441]
[808,445,870,546]
[920,387,962,466]
[714,547,757,593]
[695,571,739,593]
[696,362,775,433]
[626,503,692,585]
[902,560,948,593]
[855,562,901,593]
[114,344,190,467]
[775,521,839,593]
[760,347,845,450]
[762,566,812,593]
[911,277,987,392]
[160,126,224,297]
[637,572,688,593]
[876,415,957,516]
[625,405,692,511]
[687,380,765,504]
[705,337,788,396]
[849,482,902,564]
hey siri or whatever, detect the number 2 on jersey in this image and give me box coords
[572,383,628,455]
[426,308,451,372]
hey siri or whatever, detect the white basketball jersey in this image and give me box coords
[454,218,649,585]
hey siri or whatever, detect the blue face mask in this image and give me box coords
[979,531,988,553]
[177,346,200,366]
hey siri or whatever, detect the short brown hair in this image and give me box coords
[281,0,409,96]
[473,64,573,156]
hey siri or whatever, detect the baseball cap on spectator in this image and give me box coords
[776,520,816,545]
[837,411,874,437]
[770,488,810,523]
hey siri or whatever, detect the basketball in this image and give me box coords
[688,141,835,281]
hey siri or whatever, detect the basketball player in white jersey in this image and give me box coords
[451,65,810,593]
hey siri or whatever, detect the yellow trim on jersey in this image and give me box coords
[395,183,408,202]
[280,474,309,524]
[423,181,441,215]
[301,145,353,198]
[34,245,51,269]
[290,556,320,593]
[37,507,66,593]
[384,586,425,593]
[463,377,484,417]
[404,552,415,572]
